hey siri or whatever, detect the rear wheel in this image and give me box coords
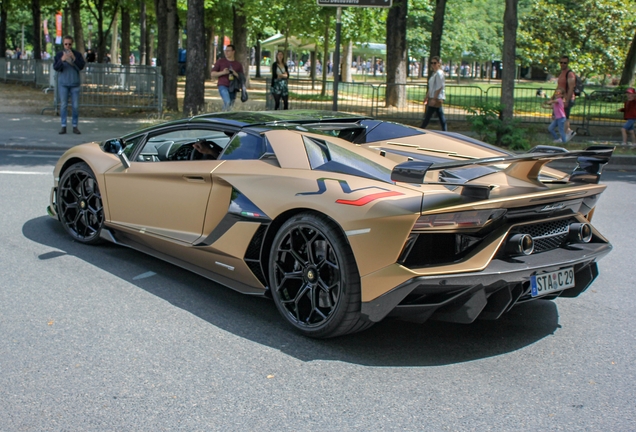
[269,212,369,338]
[56,162,104,244]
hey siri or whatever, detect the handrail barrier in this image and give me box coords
[263,79,624,135]
[1,59,163,115]
[1,59,629,133]
[46,63,163,115]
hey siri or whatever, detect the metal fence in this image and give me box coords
[1,59,163,115]
[0,58,54,88]
[48,64,163,115]
[265,78,627,134]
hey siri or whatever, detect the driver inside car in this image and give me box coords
[192,139,223,159]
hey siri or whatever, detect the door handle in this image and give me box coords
[183,175,206,183]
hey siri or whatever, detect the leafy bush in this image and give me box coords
[466,102,531,151]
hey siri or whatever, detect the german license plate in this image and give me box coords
[531,267,575,297]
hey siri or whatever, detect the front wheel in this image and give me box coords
[56,162,104,244]
[269,212,369,338]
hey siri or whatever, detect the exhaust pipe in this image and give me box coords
[506,234,534,256]
[569,223,592,243]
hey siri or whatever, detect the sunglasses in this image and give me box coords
[431,61,438,64]
[559,61,568,64]
[64,43,72,46]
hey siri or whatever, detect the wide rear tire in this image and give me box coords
[269,212,370,338]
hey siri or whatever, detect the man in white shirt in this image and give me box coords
[420,56,447,131]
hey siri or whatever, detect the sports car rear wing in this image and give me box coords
[391,146,614,193]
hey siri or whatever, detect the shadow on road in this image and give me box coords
[24,215,560,367]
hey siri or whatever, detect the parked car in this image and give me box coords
[47,110,613,338]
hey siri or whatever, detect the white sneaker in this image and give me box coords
[565,131,576,142]
[553,139,563,143]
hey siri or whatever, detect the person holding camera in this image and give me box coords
[53,36,85,134]
[211,44,244,111]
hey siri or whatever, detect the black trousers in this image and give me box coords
[273,94,289,110]
[420,105,447,131]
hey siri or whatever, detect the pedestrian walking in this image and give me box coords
[420,56,447,131]
[557,56,577,141]
[211,44,244,111]
[53,36,85,134]
[619,87,636,146]
[543,88,568,143]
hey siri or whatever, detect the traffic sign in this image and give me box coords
[317,0,392,7]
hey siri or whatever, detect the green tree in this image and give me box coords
[518,0,635,80]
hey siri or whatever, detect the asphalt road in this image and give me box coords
[0,148,635,431]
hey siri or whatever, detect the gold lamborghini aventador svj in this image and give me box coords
[47,110,613,338]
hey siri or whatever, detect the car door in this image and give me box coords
[103,124,235,244]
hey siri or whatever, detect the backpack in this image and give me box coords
[566,69,584,97]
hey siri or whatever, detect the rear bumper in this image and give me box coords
[361,242,612,323]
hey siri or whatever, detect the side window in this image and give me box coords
[220,132,265,160]
[358,119,424,143]
[136,128,231,162]
[123,135,144,158]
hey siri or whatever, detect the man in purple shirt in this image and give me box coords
[211,45,244,111]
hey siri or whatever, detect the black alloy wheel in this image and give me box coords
[57,162,104,244]
[269,212,367,338]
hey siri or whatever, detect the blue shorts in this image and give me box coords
[623,119,635,131]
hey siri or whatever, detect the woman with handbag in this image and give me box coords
[271,51,289,110]
[420,56,447,131]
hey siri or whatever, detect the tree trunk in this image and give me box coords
[146,24,154,66]
[385,0,407,108]
[255,37,261,79]
[110,9,119,63]
[310,50,316,89]
[429,0,447,78]
[183,0,206,115]
[155,0,167,70]
[206,24,215,80]
[342,40,352,83]
[31,0,42,59]
[620,29,636,86]
[321,13,330,97]
[139,0,146,65]
[0,4,6,58]
[121,6,131,65]
[233,3,250,88]
[69,0,84,54]
[499,0,518,141]
[164,0,179,111]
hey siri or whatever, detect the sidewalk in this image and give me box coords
[1,112,634,171]
[0,113,154,152]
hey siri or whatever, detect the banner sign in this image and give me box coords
[43,19,50,44]
[55,12,62,44]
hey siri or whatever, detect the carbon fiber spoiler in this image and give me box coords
[391,145,614,186]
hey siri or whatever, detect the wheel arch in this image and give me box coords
[58,156,93,179]
[257,207,359,295]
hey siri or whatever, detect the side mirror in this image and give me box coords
[104,138,124,154]
[117,148,131,169]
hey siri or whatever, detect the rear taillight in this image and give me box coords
[414,209,506,231]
